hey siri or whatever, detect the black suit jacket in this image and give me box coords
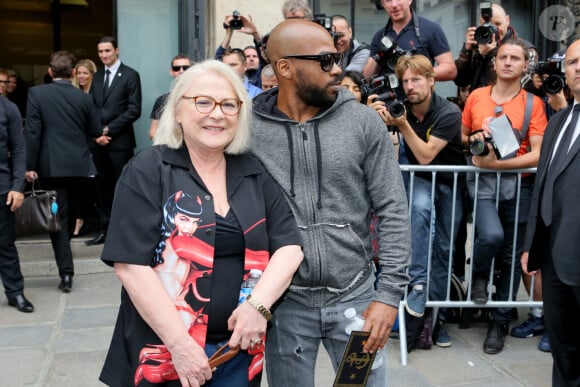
[25,80,100,177]
[90,63,142,151]
[524,104,580,286]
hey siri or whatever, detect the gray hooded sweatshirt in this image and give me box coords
[250,88,410,308]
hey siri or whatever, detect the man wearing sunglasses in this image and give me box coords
[250,19,410,387]
[148,54,192,140]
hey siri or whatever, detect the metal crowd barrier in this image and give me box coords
[395,165,542,366]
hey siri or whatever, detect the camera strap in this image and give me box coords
[383,11,425,57]
[347,40,370,66]
[520,91,534,149]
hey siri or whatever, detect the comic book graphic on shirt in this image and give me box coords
[134,190,269,385]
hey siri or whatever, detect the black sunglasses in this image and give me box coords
[280,52,343,72]
[172,65,190,71]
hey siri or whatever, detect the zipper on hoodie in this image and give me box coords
[299,123,323,287]
[299,124,317,224]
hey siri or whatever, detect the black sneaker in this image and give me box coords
[483,321,508,354]
[472,276,488,304]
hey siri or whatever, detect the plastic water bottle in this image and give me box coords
[238,269,262,304]
[344,308,384,370]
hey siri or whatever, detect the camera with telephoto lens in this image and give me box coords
[312,14,340,43]
[470,134,499,157]
[362,74,406,120]
[375,36,414,72]
[229,10,243,30]
[474,2,498,45]
[536,55,566,94]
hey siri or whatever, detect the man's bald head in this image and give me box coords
[489,3,510,39]
[266,19,335,64]
[567,38,580,55]
[264,18,342,117]
[491,4,507,18]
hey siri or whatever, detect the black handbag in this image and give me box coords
[15,181,61,237]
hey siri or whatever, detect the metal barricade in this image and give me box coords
[396,165,542,366]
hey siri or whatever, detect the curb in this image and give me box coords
[20,258,112,278]
[16,236,110,278]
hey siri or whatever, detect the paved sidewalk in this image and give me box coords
[0,238,553,386]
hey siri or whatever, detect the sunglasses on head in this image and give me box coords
[172,65,190,71]
[280,52,343,72]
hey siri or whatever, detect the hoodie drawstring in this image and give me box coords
[283,123,296,198]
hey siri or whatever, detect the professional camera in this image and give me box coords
[312,14,340,43]
[375,36,414,72]
[469,137,497,156]
[229,10,243,30]
[362,74,406,118]
[474,2,498,45]
[536,52,566,94]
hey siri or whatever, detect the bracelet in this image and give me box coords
[246,295,272,321]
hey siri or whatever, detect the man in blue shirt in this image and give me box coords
[221,49,262,99]
[363,0,456,82]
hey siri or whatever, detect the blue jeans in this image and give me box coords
[265,293,388,387]
[204,341,251,387]
[472,184,533,324]
[408,177,462,303]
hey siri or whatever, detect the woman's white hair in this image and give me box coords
[153,60,251,154]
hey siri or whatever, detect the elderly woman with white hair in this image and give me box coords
[99,60,303,387]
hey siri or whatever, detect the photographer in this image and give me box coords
[380,54,464,348]
[363,0,456,81]
[461,38,547,355]
[455,3,533,91]
[215,12,264,88]
[534,51,571,119]
[331,15,370,73]
[546,89,570,116]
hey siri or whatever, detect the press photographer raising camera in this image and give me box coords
[363,0,456,81]
[331,15,370,74]
[376,54,464,344]
[215,12,264,88]
[455,3,534,91]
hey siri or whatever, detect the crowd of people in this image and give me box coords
[1,0,580,385]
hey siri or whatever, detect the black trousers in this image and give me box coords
[91,147,134,232]
[542,251,580,387]
[0,194,25,295]
[41,177,76,277]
